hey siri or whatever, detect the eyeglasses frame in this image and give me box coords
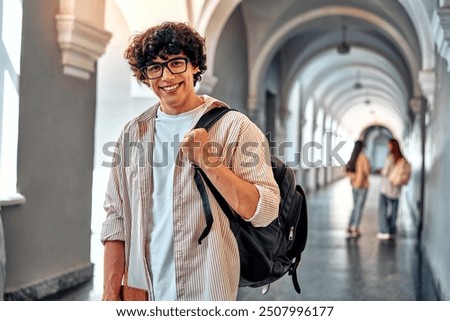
[141,57,190,80]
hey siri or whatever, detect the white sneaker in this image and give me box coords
[377,233,390,240]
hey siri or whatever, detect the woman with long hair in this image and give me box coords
[345,140,371,237]
[377,138,408,240]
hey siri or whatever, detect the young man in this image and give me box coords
[101,21,280,300]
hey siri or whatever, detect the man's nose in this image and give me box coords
[161,66,175,80]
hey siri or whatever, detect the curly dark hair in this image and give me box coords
[123,21,207,87]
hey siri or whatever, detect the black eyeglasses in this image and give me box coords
[141,57,189,79]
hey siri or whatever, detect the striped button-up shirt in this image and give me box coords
[100,95,280,300]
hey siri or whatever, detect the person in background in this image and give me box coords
[100,21,280,301]
[345,140,371,238]
[377,138,408,240]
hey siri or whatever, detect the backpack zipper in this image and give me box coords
[289,226,294,240]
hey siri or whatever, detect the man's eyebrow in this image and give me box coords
[149,56,187,65]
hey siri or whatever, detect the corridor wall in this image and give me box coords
[422,55,450,300]
[1,0,95,299]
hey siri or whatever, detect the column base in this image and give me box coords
[4,263,94,300]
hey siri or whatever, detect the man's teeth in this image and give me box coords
[162,84,180,91]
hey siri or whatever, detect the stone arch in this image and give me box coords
[398,0,435,70]
[249,6,422,114]
[196,0,242,93]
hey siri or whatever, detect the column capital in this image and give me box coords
[418,70,436,109]
[440,0,450,7]
[409,96,426,115]
[55,0,112,79]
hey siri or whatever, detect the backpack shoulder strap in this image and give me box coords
[193,106,237,244]
[194,106,234,130]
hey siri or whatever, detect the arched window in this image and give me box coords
[0,0,24,205]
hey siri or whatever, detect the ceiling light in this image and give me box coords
[337,25,350,54]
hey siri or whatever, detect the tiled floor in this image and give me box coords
[53,175,427,301]
[238,175,420,301]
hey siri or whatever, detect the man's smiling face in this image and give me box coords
[146,54,200,114]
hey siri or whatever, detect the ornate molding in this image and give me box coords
[0,193,26,207]
[432,7,450,72]
[409,96,426,115]
[55,14,112,79]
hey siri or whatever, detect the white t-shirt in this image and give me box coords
[149,104,206,300]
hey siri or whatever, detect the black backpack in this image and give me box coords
[193,106,308,294]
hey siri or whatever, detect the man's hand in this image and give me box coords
[180,128,222,168]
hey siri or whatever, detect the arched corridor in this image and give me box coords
[0,0,449,305]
